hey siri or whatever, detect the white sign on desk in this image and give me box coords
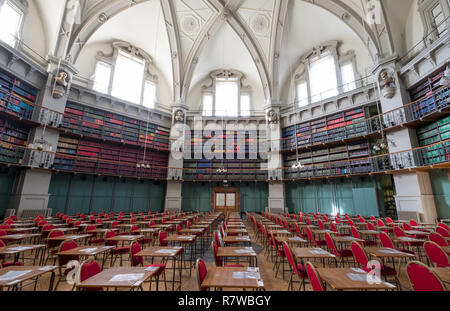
[216,193,225,206]
[226,193,235,207]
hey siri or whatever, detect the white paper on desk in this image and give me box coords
[351,268,366,273]
[232,272,261,279]
[7,235,24,238]
[39,266,55,271]
[257,281,264,287]
[0,270,32,281]
[181,235,196,240]
[80,248,97,253]
[310,249,329,255]
[380,249,401,254]
[7,246,31,251]
[234,249,255,254]
[383,282,396,288]
[236,237,250,241]
[247,267,259,272]
[346,273,368,281]
[290,237,304,241]
[156,249,177,254]
[144,266,159,272]
[108,273,145,283]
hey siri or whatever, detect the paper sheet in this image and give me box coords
[346,273,368,281]
[380,249,401,254]
[7,246,31,251]
[310,249,329,255]
[144,266,159,272]
[80,248,98,253]
[232,271,261,279]
[351,268,366,273]
[156,249,177,254]
[234,249,255,254]
[108,273,144,283]
[0,270,32,281]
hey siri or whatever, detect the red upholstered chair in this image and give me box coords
[305,226,326,247]
[436,226,450,238]
[306,261,325,291]
[385,217,393,226]
[45,229,65,264]
[409,220,418,227]
[86,225,104,245]
[351,226,376,246]
[406,261,445,291]
[437,223,449,231]
[424,241,449,268]
[325,232,352,267]
[394,226,423,248]
[270,233,287,279]
[55,240,79,290]
[105,230,130,266]
[282,242,307,291]
[294,222,307,238]
[429,232,448,247]
[159,231,168,247]
[403,223,413,231]
[77,260,102,291]
[379,231,415,256]
[41,224,55,239]
[351,241,397,284]
[130,242,166,290]
[196,258,208,291]
[214,231,222,248]
[211,241,244,268]
[0,239,23,267]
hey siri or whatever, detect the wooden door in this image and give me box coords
[213,187,238,216]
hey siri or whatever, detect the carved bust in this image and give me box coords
[379,69,396,99]
[174,110,185,123]
[267,109,278,124]
[52,70,70,99]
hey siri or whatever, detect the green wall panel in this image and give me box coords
[430,169,450,219]
[67,175,93,215]
[149,181,166,213]
[91,177,114,214]
[0,167,15,217]
[47,173,71,215]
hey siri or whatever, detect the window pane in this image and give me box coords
[143,81,156,109]
[93,62,111,94]
[0,2,22,47]
[240,94,250,117]
[203,94,213,117]
[309,53,338,103]
[112,50,145,104]
[215,78,238,117]
[296,82,309,107]
[341,62,356,93]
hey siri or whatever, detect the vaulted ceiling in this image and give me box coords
[28,0,411,110]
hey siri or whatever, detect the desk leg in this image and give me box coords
[49,271,55,291]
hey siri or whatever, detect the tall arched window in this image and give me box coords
[0,0,27,48]
[294,41,360,107]
[91,41,159,109]
[201,70,252,117]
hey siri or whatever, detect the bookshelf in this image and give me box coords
[409,68,449,119]
[0,69,37,120]
[62,102,170,151]
[417,115,450,165]
[0,117,29,165]
[282,104,379,151]
[54,135,168,179]
[183,129,268,181]
[283,140,372,179]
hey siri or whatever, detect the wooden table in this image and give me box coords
[293,247,336,267]
[222,236,252,246]
[216,247,258,267]
[75,267,160,291]
[275,236,307,245]
[135,246,184,290]
[316,268,397,291]
[0,266,56,291]
[105,235,144,246]
[0,244,46,265]
[201,267,265,291]
[0,233,41,244]
[432,267,450,285]
[225,229,248,236]
[46,234,92,243]
[56,245,114,269]
[404,230,430,237]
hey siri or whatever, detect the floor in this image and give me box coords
[4,218,415,291]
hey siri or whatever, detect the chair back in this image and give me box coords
[402,223,412,231]
[306,262,325,291]
[211,241,221,266]
[379,232,394,249]
[214,231,222,248]
[330,222,338,233]
[437,223,449,231]
[424,241,450,268]
[393,226,405,237]
[436,227,450,238]
[317,220,324,230]
[58,240,79,266]
[105,230,117,247]
[429,233,448,247]
[130,242,143,266]
[385,217,393,225]
[78,260,102,291]
[367,223,376,231]
[324,233,338,256]
[350,226,361,239]
[282,242,298,275]
[305,226,315,243]
[159,231,167,246]
[196,259,208,291]
[406,261,445,291]
[409,220,418,227]
[351,241,369,271]
[47,229,65,248]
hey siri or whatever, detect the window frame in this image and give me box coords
[0,0,27,49]
[419,0,450,44]
[90,41,159,110]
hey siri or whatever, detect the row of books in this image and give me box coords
[0,117,29,164]
[417,115,450,165]
[0,70,37,120]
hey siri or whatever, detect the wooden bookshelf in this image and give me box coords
[0,69,37,120]
[417,115,450,165]
[282,104,379,151]
[0,116,29,164]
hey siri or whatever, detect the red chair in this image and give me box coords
[429,232,448,247]
[159,231,168,246]
[379,231,415,256]
[406,261,445,291]
[351,226,377,246]
[351,241,397,283]
[45,229,65,264]
[437,223,449,231]
[130,242,166,291]
[385,217,393,226]
[394,226,423,248]
[293,222,307,238]
[105,230,129,266]
[77,260,102,291]
[402,223,413,231]
[214,231,222,248]
[424,241,449,268]
[306,261,325,291]
[55,240,79,290]
[0,239,23,267]
[409,220,418,227]
[282,242,307,290]
[195,258,208,291]
[41,224,55,239]
[86,225,104,245]
[270,233,287,279]
[211,241,244,268]
[324,232,352,267]
[436,226,450,238]
[305,226,326,247]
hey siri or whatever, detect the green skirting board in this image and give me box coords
[429,169,450,219]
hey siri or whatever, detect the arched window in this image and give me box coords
[0,0,27,48]
[294,41,360,107]
[201,70,252,117]
[91,42,159,109]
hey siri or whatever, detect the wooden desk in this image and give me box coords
[404,230,430,237]
[105,235,144,246]
[293,248,336,267]
[75,267,160,291]
[0,266,56,291]
[46,234,92,243]
[135,246,184,290]
[225,229,248,236]
[275,236,307,245]
[6,227,38,233]
[216,247,257,267]
[0,244,46,265]
[316,268,397,291]
[432,267,450,284]
[0,233,41,244]
[201,267,265,291]
[333,236,365,244]
[222,236,252,245]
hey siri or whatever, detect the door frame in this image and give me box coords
[213,187,239,215]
